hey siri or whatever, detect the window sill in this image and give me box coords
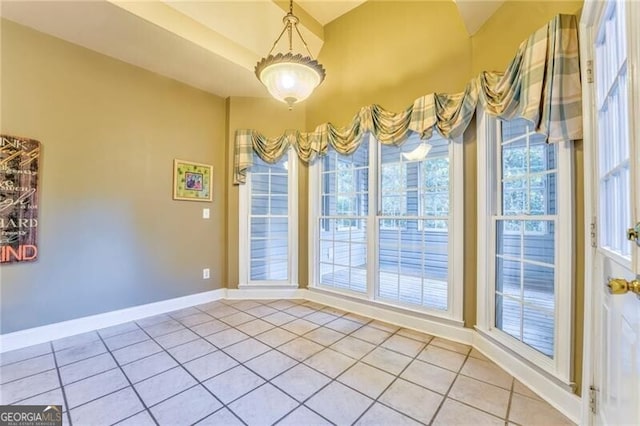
[309,285,464,328]
[474,325,574,390]
[238,282,299,289]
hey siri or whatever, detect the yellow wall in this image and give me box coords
[295,0,584,393]
[471,1,583,74]
[306,0,472,128]
[1,19,227,333]
[225,97,306,288]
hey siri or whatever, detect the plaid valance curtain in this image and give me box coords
[234,14,582,184]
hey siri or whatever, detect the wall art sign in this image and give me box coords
[0,135,40,264]
[173,159,213,202]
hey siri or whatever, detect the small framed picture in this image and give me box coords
[173,159,213,202]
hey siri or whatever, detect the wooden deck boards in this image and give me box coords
[320,265,554,357]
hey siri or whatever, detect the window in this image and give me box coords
[318,141,369,293]
[311,133,464,321]
[239,149,297,286]
[477,114,573,383]
[496,120,558,357]
[378,137,452,310]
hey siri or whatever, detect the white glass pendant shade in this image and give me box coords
[256,53,325,108]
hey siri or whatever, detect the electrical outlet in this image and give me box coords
[202,268,210,279]
[202,208,210,219]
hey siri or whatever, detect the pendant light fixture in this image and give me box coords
[255,0,326,109]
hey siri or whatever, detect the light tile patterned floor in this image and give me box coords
[0,299,575,426]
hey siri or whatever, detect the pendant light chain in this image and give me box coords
[288,0,294,52]
[255,0,326,108]
[294,24,314,59]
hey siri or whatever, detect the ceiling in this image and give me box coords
[296,0,367,25]
[0,1,504,99]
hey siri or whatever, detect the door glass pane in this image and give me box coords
[595,0,631,258]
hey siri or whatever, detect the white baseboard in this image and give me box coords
[0,288,225,353]
[473,331,581,424]
[0,286,583,423]
[227,286,305,300]
[306,288,473,345]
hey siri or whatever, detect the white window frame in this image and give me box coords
[309,134,464,323]
[239,147,298,288]
[476,108,574,385]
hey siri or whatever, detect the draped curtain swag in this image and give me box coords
[234,14,582,184]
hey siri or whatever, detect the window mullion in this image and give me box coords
[368,135,378,301]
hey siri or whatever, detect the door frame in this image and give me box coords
[578,2,599,423]
[580,0,640,424]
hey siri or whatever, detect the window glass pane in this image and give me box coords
[523,263,555,309]
[378,134,450,311]
[382,163,406,193]
[502,141,527,177]
[497,220,522,258]
[270,174,287,194]
[249,153,289,281]
[522,221,555,263]
[503,180,527,215]
[251,196,268,215]
[270,218,288,239]
[496,295,522,341]
[250,218,268,238]
[319,137,370,293]
[496,120,557,358]
[270,195,288,215]
[501,118,528,141]
[252,175,269,194]
[496,257,521,297]
[350,268,367,293]
[523,306,554,357]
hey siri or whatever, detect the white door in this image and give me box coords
[582,1,640,425]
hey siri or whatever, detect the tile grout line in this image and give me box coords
[246,314,430,426]
[505,377,516,424]
[196,299,329,424]
[49,341,73,426]
[30,302,363,425]
[429,350,517,423]
[426,347,473,426]
[93,332,162,426]
[1,333,175,389]
[212,321,349,424]
[6,301,341,418]
[348,328,433,426]
[5,299,539,426]
[132,319,248,426]
[175,301,444,425]
[178,301,367,425]
[213,304,504,426]
[257,315,374,425]
[52,299,311,418]
[0,349,55,370]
